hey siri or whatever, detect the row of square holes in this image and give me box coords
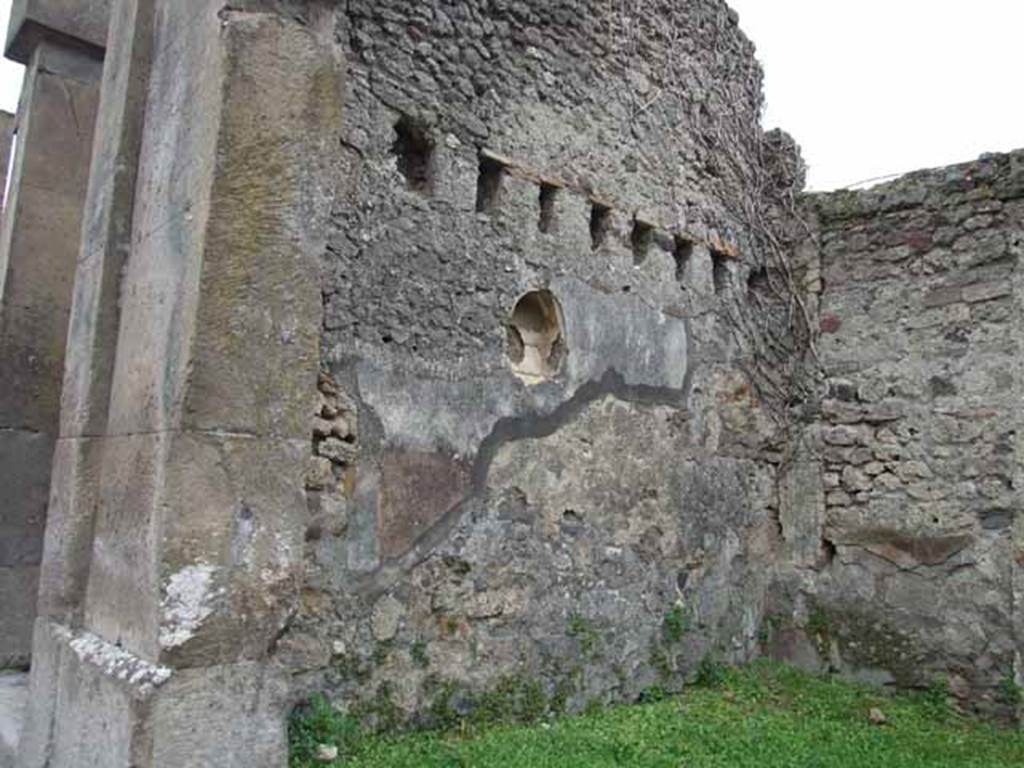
[392,116,735,295]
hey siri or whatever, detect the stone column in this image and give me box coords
[0,14,102,670]
[0,111,15,211]
[17,2,345,765]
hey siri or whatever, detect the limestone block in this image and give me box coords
[81,432,163,660]
[105,5,343,440]
[6,0,111,63]
[0,429,52,567]
[0,111,13,212]
[0,50,101,432]
[57,0,153,440]
[0,567,38,669]
[0,670,28,768]
[17,621,289,768]
[150,662,290,767]
[80,430,308,667]
[10,619,60,768]
[155,432,308,668]
[34,437,103,621]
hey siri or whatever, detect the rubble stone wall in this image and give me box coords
[278,0,798,723]
[776,151,1024,716]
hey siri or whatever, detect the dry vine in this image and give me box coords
[605,0,823,429]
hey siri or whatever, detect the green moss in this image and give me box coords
[583,698,604,716]
[372,640,393,666]
[567,613,601,659]
[550,677,576,715]
[919,675,953,719]
[287,693,360,767]
[758,612,786,645]
[662,605,688,644]
[470,674,549,725]
[694,655,726,689]
[410,641,430,670]
[998,673,1022,708]
[638,685,668,703]
[350,682,403,733]
[425,679,461,731]
[648,641,673,681]
[422,672,573,732]
[333,653,372,684]
[439,615,460,636]
[808,605,922,687]
[805,606,830,641]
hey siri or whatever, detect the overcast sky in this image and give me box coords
[0,1,1020,191]
[728,0,1024,190]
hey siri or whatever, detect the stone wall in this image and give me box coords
[4,1,1021,764]
[278,0,800,723]
[773,150,1024,717]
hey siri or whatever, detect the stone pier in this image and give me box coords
[13,1,346,765]
[0,0,103,674]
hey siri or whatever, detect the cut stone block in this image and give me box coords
[0,671,28,768]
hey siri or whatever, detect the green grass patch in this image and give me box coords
[290,660,1024,767]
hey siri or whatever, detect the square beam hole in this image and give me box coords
[712,250,733,294]
[538,183,559,233]
[476,154,506,212]
[673,236,694,285]
[631,219,654,265]
[391,115,434,194]
[590,203,612,251]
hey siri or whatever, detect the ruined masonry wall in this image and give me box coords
[784,151,1024,715]
[277,0,795,722]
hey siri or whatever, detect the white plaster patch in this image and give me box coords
[62,626,172,694]
[159,563,220,650]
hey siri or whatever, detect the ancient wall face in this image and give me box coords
[779,151,1024,715]
[279,0,796,721]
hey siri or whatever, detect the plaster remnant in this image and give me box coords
[62,625,172,693]
[159,564,219,650]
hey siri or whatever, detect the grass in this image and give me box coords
[290,660,1024,767]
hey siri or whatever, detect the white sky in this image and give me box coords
[729,0,1024,190]
[0,2,20,116]
[0,1,1020,191]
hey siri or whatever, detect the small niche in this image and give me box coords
[673,236,694,284]
[631,219,654,265]
[712,250,732,294]
[589,203,612,251]
[538,183,559,233]
[506,290,566,383]
[476,153,506,212]
[391,115,434,194]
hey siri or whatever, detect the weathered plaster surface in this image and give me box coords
[770,150,1024,717]
[282,0,791,722]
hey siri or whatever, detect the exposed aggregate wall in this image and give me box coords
[277,0,803,722]
[4,1,1023,763]
[771,151,1024,717]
